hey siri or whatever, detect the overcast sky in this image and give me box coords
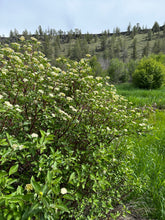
[0,0,165,36]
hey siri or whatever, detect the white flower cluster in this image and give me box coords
[4,101,13,109]
[31,133,38,138]
[12,144,23,150]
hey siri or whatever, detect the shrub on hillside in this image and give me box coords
[132,57,165,89]
[0,37,148,219]
[107,58,128,83]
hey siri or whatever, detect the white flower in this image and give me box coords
[86,54,91,58]
[48,86,53,90]
[19,145,23,150]
[31,37,38,42]
[39,64,44,70]
[52,113,55,117]
[97,83,103,87]
[16,108,22,112]
[61,188,67,195]
[96,77,102,81]
[139,123,146,127]
[51,72,59,77]
[0,94,3,99]
[23,78,28,82]
[13,56,22,64]
[87,75,93,79]
[49,93,54,97]
[31,133,38,138]
[4,101,13,108]
[59,92,65,97]
[69,106,77,112]
[12,144,18,150]
[20,36,25,41]
[66,97,73,102]
[38,89,44,94]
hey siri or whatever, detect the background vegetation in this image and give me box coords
[1,21,165,219]
[1,21,165,84]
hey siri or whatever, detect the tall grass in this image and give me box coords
[116,83,165,109]
[116,83,165,219]
[130,111,165,219]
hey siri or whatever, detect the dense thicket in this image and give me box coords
[0,37,148,219]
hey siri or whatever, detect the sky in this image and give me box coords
[0,0,165,36]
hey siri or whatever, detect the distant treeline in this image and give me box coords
[1,21,165,83]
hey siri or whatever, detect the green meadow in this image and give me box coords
[117,83,165,219]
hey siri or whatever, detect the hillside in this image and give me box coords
[1,23,165,68]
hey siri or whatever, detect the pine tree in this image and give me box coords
[132,38,137,60]
[142,42,149,57]
[152,21,160,35]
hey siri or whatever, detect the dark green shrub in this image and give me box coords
[132,57,165,89]
[0,37,148,219]
[107,58,128,83]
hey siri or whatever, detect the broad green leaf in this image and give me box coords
[9,164,19,176]
[46,170,52,183]
[31,176,41,193]
[0,170,7,178]
[63,194,74,201]
[68,172,76,184]
[56,204,69,212]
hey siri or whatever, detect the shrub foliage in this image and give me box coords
[0,37,147,219]
[132,57,165,89]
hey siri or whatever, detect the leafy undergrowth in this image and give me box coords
[0,38,148,219]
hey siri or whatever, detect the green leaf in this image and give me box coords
[9,164,19,176]
[63,194,74,201]
[31,176,41,193]
[0,170,7,178]
[56,204,69,212]
[68,172,76,184]
[6,133,12,147]
[46,170,52,183]
[0,138,8,146]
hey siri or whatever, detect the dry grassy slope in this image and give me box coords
[60,30,165,62]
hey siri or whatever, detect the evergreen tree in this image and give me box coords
[38,25,43,36]
[80,39,89,57]
[22,29,29,38]
[142,42,149,57]
[107,58,127,83]
[152,21,160,34]
[132,38,137,60]
[70,39,82,60]
[127,22,131,35]
[147,30,152,41]
[163,25,165,37]
[131,26,137,39]
[107,38,115,59]
[100,35,107,51]
[9,30,14,38]
[152,39,161,54]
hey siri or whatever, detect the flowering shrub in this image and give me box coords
[0,37,148,219]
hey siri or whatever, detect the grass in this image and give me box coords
[116,83,165,219]
[116,83,165,109]
[130,111,165,219]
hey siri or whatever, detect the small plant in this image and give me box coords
[0,37,148,219]
[132,57,165,89]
